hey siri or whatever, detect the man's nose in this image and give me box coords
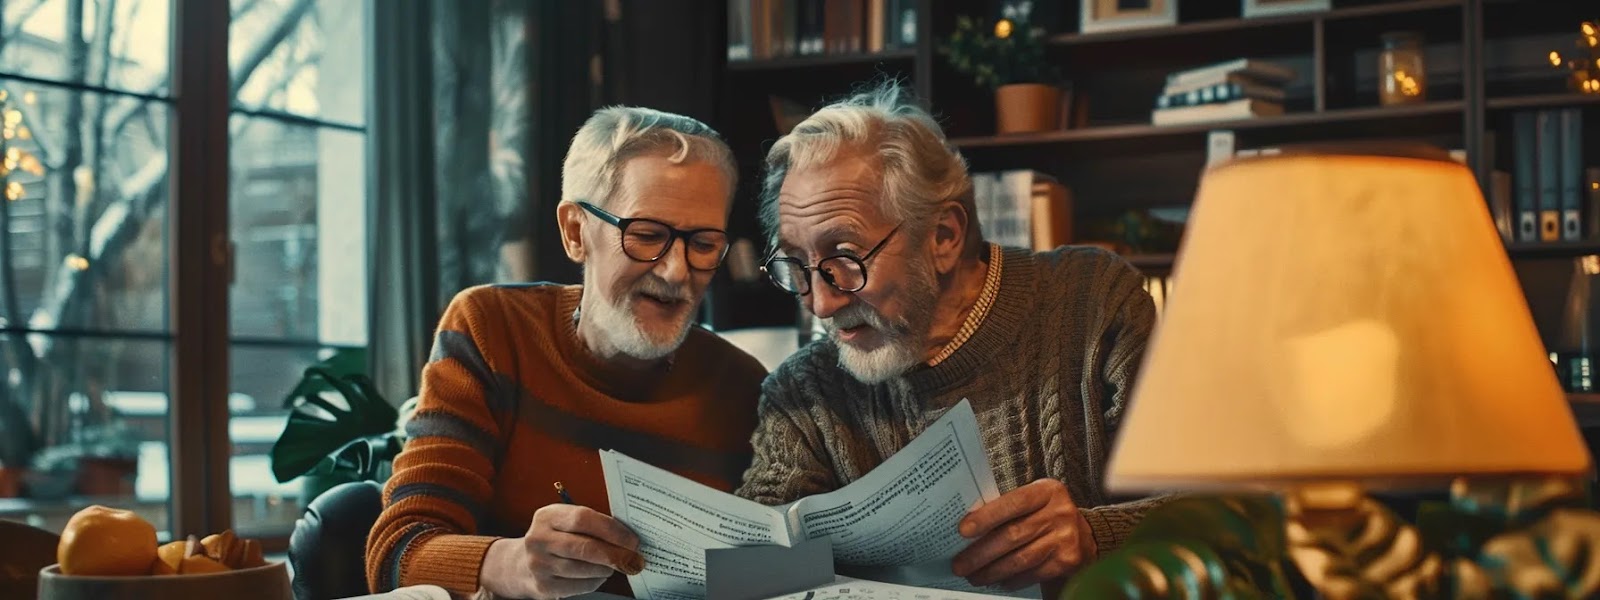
[807,275,851,319]
[652,238,690,284]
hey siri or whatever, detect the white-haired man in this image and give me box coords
[737,83,1166,596]
[367,107,768,599]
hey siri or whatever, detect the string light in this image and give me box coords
[0,87,43,203]
[994,18,1013,39]
[1555,22,1600,94]
[66,254,89,271]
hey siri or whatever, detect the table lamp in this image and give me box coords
[1104,144,1594,597]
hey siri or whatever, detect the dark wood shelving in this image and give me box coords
[1506,241,1600,259]
[726,49,916,72]
[1569,393,1600,427]
[1125,253,1177,270]
[951,101,1463,149]
[1046,0,1462,47]
[1486,93,1600,111]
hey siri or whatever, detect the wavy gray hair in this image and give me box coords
[759,82,977,248]
[561,106,737,210]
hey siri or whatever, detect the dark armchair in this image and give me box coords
[288,480,385,600]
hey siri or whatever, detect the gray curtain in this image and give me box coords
[368,0,726,402]
[367,0,440,405]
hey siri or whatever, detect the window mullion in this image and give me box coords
[169,0,234,539]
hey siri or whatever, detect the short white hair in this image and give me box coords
[561,106,737,210]
[759,82,976,244]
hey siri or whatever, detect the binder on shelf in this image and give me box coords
[1538,110,1562,242]
[1561,108,1584,241]
[1514,111,1538,242]
[1589,167,1600,240]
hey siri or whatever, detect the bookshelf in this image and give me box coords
[712,0,1600,400]
[726,49,917,72]
[949,100,1466,148]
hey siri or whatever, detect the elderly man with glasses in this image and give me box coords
[367,107,768,599]
[737,82,1168,597]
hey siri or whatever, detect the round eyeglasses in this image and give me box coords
[577,201,731,271]
[760,226,900,296]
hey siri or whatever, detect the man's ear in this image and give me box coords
[929,200,969,275]
[557,202,587,264]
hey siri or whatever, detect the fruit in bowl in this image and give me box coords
[56,505,266,577]
[56,505,159,576]
[41,505,290,600]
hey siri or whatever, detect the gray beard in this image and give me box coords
[829,253,938,384]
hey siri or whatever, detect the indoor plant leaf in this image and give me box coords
[269,363,398,483]
[281,347,369,408]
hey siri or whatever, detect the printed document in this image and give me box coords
[601,399,1041,600]
[766,576,1027,600]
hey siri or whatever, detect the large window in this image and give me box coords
[0,0,176,534]
[226,0,367,536]
[0,0,369,540]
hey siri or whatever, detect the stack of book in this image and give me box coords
[1151,59,1294,126]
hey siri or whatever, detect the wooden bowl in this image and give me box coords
[37,562,291,600]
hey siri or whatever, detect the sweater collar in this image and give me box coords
[902,246,1037,396]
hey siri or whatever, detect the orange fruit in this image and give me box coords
[151,540,186,575]
[180,555,230,575]
[57,505,159,576]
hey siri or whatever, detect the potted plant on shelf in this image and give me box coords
[939,9,1065,135]
[269,348,412,504]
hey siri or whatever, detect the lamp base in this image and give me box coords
[1284,482,1447,600]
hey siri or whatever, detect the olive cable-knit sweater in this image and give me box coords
[736,245,1169,555]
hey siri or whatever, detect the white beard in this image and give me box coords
[582,275,694,361]
[826,253,938,384]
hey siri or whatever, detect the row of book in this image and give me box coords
[726,0,917,61]
[972,169,1178,320]
[970,170,1072,253]
[1503,108,1597,244]
[1152,58,1293,126]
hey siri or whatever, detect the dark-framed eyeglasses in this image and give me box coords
[577,201,731,272]
[760,225,901,296]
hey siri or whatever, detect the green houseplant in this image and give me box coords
[938,9,1065,134]
[269,348,408,503]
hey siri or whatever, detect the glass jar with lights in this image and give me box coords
[1379,31,1426,105]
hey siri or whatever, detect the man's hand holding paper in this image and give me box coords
[952,479,1096,591]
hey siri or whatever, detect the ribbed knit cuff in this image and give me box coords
[401,534,500,597]
[1080,506,1138,557]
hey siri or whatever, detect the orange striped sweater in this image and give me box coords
[365,283,767,596]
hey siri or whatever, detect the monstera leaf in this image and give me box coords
[269,359,398,483]
[1062,495,1297,600]
[280,347,368,408]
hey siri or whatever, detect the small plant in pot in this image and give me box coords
[939,6,1065,135]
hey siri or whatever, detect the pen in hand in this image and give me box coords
[554,481,574,504]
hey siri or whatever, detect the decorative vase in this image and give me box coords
[995,83,1061,134]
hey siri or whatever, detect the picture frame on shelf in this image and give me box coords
[1080,0,1177,34]
[1241,0,1330,19]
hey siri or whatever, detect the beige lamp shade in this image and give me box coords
[1106,146,1593,494]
